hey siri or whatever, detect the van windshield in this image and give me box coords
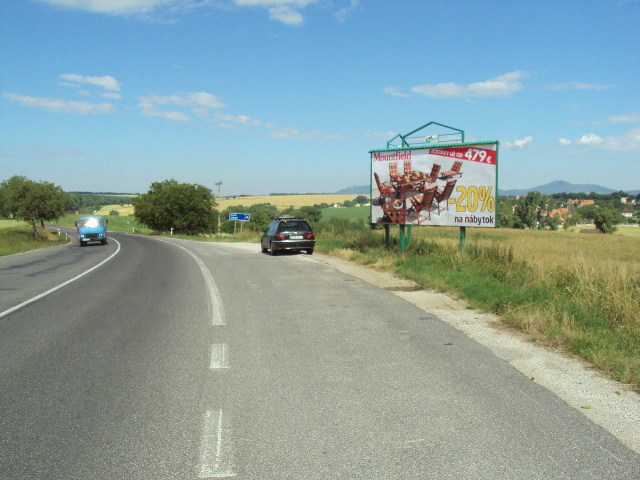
[78,218,103,228]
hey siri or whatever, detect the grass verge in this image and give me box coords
[0,222,69,256]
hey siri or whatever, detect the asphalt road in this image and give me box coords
[1,232,639,479]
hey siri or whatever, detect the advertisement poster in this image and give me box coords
[370,142,498,228]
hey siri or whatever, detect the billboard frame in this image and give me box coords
[369,123,499,252]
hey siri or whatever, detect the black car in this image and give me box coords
[261,216,315,255]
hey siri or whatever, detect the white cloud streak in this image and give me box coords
[137,92,226,121]
[502,136,533,150]
[558,128,640,151]
[39,0,353,25]
[409,71,528,99]
[546,81,614,91]
[60,73,122,91]
[3,92,115,114]
[384,87,410,98]
[37,0,176,15]
[334,0,359,22]
[606,112,640,124]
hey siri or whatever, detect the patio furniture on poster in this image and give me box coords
[409,185,437,224]
[406,163,440,183]
[434,179,457,214]
[374,172,397,198]
[389,162,400,182]
[381,196,406,224]
[441,161,463,179]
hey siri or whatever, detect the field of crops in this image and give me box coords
[95,194,367,217]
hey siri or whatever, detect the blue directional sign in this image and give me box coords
[229,212,250,221]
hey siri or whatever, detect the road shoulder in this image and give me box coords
[313,253,640,455]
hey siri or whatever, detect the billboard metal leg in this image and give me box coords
[384,224,390,247]
[459,226,466,254]
[399,224,405,252]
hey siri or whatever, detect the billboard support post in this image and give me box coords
[459,226,467,254]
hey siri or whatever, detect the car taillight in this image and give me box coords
[306,233,315,239]
[275,234,286,240]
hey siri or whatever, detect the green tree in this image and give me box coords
[133,179,216,234]
[513,192,551,229]
[497,199,516,228]
[0,176,67,237]
[354,195,368,205]
[593,208,624,234]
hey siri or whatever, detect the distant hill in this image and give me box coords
[499,180,638,196]
[335,185,369,194]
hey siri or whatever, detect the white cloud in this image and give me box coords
[102,92,123,99]
[606,112,640,124]
[37,0,175,15]
[233,0,323,25]
[214,112,261,126]
[409,71,528,98]
[334,0,359,22]
[40,0,339,24]
[266,125,345,140]
[137,91,225,121]
[3,92,115,114]
[138,102,190,121]
[502,136,533,149]
[547,82,614,91]
[576,132,603,145]
[563,128,640,151]
[383,87,410,98]
[268,5,303,25]
[557,138,572,146]
[60,73,122,91]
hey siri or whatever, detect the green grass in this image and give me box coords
[0,222,69,256]
[320,205,370,222]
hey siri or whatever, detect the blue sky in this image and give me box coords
[1,0,639,196]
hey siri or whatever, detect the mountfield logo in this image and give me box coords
[372,150,412,162]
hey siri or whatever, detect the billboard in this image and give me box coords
[370,142,498,228]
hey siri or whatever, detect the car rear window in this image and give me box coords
[278,221,310,232]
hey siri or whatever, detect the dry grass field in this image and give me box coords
[406,226,640,272]
[95,204,135,216]
[95,194,364,217]
[218,194,362,210]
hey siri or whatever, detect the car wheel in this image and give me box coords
[306,249,314,255]
[270,243,278,255]
[262,245,268,253]
[101,239,107,245]
[80,240,86,247]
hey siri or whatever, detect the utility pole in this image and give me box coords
[215,182,222,236]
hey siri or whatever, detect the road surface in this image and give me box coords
[1,232,638,479]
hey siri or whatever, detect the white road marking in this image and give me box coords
[210,343,229,369]
[0,238,122,320]
[198,409,236,478]
[162,241,226,326]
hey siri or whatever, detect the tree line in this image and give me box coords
[4,174,635,237]
[498,191,638,234]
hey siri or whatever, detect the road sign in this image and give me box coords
[229,213,250,221]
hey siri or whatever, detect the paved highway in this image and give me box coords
[1,232,639,479]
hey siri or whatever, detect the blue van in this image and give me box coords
[76,216,108,246]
